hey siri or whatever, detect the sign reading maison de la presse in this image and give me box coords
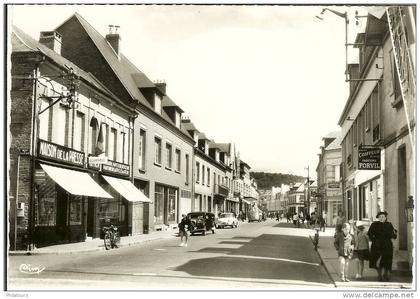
[38,139,85,167]
[358,146,381,170]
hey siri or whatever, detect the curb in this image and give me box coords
[9,233,178,256]
[309,234,337,288]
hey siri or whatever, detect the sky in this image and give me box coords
[8,3,372,178]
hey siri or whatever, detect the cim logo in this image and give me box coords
[19,264,45,275]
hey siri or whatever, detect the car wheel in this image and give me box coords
[203,230,206,236]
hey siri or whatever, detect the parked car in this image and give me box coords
[187,212,216,235]
[216,212,239,228]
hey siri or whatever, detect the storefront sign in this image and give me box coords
[358,146,381,170]
[102,160,130,177]
[38,139,84,167]
[88,155,108,164]
[328,182,340,189]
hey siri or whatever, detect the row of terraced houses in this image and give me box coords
[9,13,259,250]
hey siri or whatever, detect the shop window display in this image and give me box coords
[69,196,82,225]
[35,176,56,226]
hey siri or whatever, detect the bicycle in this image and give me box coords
[103,224,120,250]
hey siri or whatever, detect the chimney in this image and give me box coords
[106,25,121,55]
[39,31,62,54]
[155,81,166,95]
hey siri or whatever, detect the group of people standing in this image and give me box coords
[334,211,397,282]
[288,209,326,231]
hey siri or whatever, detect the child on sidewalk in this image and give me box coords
[334,222,354,282]
[353,221,370,280]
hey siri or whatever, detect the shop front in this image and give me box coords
[154,183,178,227]
[34,140,113,247]
[226,197,239,215]
[91,159,152,237]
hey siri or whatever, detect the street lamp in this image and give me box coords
[316,8,349,81]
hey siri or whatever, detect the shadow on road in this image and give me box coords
[174,233,331,284]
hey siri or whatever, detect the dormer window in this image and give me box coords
[175,111,181,128]
[154,93,162,114]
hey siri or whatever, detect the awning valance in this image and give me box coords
[40,164,112,198]
[226,197,239,203]
[102,175,151,203]
[241,198,251,205]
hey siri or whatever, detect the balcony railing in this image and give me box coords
[214,184,229,197]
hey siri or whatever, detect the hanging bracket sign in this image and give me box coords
[358,146,381,170]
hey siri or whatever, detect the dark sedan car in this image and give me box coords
[187,212,216,235]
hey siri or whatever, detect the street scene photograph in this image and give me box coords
[4,2,416,296]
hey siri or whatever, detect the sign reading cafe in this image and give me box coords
[38,139,85,167]
[358,146,381,170]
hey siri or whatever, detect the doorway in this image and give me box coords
[398,146,408,250]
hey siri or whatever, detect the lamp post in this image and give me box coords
[317,8,349,81]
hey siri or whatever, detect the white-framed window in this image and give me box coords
[166,143,172,169]
[120,131,127,163]
[139,129,146,171]
[334,165,340,182]
[39,97,52,141]
[89,117,99,155]
[73,111,85,151]
[154,93,162,114]
[207,168,210,186]
[202,165,205,185]
[175,148,181,172]
[185,153,190,185]
[175,112,181,128]
[154,136,162,165]
[109,128,117,161]
[196,162,200,183]
[54,103,68,146]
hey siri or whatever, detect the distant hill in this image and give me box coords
[250,172,306,190]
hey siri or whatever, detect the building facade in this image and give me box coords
[338,7,415,267]
[10,26,149,249]
[316,132,343,226]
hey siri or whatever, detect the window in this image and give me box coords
[167,188,177,222]
[73,112,85,151]
[334,165,340,182]
[103,124,109,156]
[207,168,210,186]
[165,143,172,169]
[175,112,181,128]
[154,93,162,114]
[175,149,181,172]
[69,196,82,225]
[109,128,117,161]
[154,137,162,165]
[389,49,402,106]
[185,154,190,184]
[89,118,99,155]
[154,185,164,224]
[39,97,52,141]
[54,103,68,146]
[120,131,127,163]
[35,175,56,226]
[365,96,371,131]
[202,165,205,185]
[139,129,146,171]
[196,162,200,183]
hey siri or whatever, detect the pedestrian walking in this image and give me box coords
[178,214,191,247]
[353,221,370,280]
[368,211,397,281]
[334,222,354,282]
[334,210,346,238]
[292,212,299,226]
[275,211,279,221]
[319,214,326,232]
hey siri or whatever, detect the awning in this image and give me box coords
[226,197,239,203]
[102,175,151,203]
[241,198,251,205]
[40,163,112,198]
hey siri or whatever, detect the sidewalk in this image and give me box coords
[9,227,179,256]
[310,228,413,289]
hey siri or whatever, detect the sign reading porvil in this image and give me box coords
[102,160,130,177]
[38,139,85,167]
[358,146,381,170]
